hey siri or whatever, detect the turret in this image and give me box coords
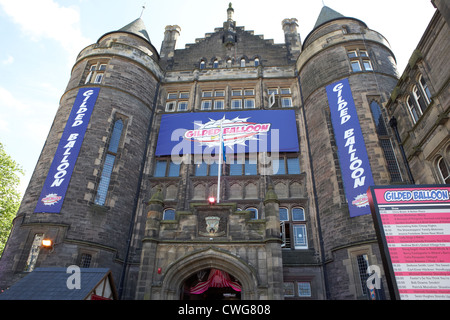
[282,18,302,58]
[160,25,181,59]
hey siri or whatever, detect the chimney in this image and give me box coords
[160,25,181,59]
[282,18,302,58]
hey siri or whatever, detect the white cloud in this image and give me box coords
[1,55,14,65]
[0,86,32,115]
[0,0,91,58]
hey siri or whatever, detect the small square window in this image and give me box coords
[202,91,212,98]
[214,100,224,110]
[268,89,278,95]
[214,90,225,97]
[348,50,358,58]
[351,61,362,72]
[298,282,311,297]
[284,282,295,297]
[167,93,177,99]
[179,92,189,99]
[360,50,369,57]
[281,97,292,108]
[280,88,291,94]
[363,60,373,71]
[94,74,103,84]
[232,90,242,96]
[244,99,255,109]
[154,160,167,177]
[231,99,242,109]
[244,89,254,96]
[178,101,188,111]
[201,100,212,110]
[165,102,176,112]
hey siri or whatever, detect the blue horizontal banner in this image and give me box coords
[155,110,299,156]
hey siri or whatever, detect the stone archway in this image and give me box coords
[158,247,260,300]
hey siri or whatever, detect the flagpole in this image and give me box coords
[217,120,223,203]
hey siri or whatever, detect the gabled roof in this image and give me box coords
[314,6,345,29]
[0,268,117,300]
[119,18,151,43]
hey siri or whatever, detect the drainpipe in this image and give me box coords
[118,82,160,299]
[297,75,331,300]
[389,116,415,184]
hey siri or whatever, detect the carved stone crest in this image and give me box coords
[199,216,225,237]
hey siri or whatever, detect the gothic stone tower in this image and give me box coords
[297,7,403,299]
[0,18,162,292]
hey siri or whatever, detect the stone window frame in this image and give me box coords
[279,206,307,250]
[94,114,127,206]
[165,91,190,112]
[153,157,180,177]
[347,48,373,72]
[83,60,109,85]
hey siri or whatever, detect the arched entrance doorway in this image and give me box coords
[158,248,259,300]
[181,268,242,300]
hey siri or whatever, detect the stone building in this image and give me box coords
[0,3,447,300]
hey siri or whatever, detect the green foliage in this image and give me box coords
[0,142,24,256]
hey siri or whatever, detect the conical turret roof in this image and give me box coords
[313,6,345,29]
[118,18,151,43]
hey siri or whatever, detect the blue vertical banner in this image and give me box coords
[35,87,100,213]
[326,78,374,217]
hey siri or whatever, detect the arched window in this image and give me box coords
[406,96,421,124]
[213,59,219,68]
[95,119,124,206]
[254,58,259,67]
[240,58,246,67]
[163,208,176,220]
[246,207,258,220]
[413,85,427,113]
[437,156,450,184]
[418,74,432,104]
[200,60,206,69]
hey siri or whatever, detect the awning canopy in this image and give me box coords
[0,267,117,300]
[190,269,241,294]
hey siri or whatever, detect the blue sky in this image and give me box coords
[0,0,437,197]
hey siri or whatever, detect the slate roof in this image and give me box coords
[118,18,152,43]
[313,6,346,29]
[0,267,114,300]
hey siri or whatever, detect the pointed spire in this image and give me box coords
[119,18,151,43]
[313,6,345,29]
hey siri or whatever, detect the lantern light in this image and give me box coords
[42,239,53,248]
[208,197,216,205]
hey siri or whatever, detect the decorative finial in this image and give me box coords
[140,3,146,18]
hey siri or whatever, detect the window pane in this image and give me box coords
[281,97,292,107]
[195,162,207,176]
[232,90,242,96]
[179,92,189,99]
[244,159,257,175]
[279,208,289,221]
[95,154,115,205]
[215,90,225,97]
[348,51,357,58]
[178,102,188,111]
[284,282,295,297]
[247,208,258,219]
[231,99,242,109]
[363,60,373,71]
[287,157,300,174]
[201,100,212,110]
[292,208,305,221]
[351,61,361,72]
[214,100,224,110]
[229,163,242,175]
[293,224,307,249]
[357,254,370,295]
[108,120,123,153]
[167,93,177,99]
[298,282,312,297]
[202,91,212,97]
[360,50,368,57]
[163,209,176,220]
[154,160,167,177]
[209,162,218,176]
[244,89,254,96]
[25,234,44,272]
[273,158,286,175]
[244,99,255,108]
[168,162,180,177]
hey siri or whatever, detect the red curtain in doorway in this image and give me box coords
[189,269,241,294]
